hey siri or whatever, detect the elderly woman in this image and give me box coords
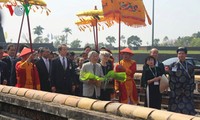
[99,51,114,101]
[80,51,104,99]
[115,47,138,104]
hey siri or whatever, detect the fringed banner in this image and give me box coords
[23,4,31,15]
[102,0,120,22]
[6,5,14,16]
[102,0,151,26]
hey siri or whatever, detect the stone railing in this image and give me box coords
[134,73,200,93]
[134,73,200,111]
[0,85,199,120]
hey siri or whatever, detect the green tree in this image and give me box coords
[160,39,175,46]
[127,35,142,47]
[70,39,81,48]
[174,36,192,46]
[154,38,160,46]
[163,36,169,42]
[120,35,126,47]
[34,36,43,43]
[190,38,200,47]
[63,27,72,45]
[84,43,95,49]
[43,37,50,43]
[59,35,66,44]
[192,31,200,38]
[53,35,66,48]
[33,25,44,43]
[33,25,44,36]
[98,42,106,48]
[106,36,116,47]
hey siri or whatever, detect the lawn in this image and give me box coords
[73,50,200,54]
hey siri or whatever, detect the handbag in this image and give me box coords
[159,74,169,93]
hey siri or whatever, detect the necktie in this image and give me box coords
[93,64,96,75]
[63,57,66,70]
[45,59,49,72]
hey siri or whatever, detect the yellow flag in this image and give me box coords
[102,0,151,27]
[102,0,121,22]
[119,0,151,26]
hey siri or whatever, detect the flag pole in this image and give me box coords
[15,11,25,58]
[95,6,98,51]
[93,25,96,49]
[95,18,98,50]
[118,17,121,63]
[152,0,155,47]
[25,0,33,51]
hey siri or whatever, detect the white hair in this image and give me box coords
[99,51,110,60]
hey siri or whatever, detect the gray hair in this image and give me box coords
[88,51,98,59]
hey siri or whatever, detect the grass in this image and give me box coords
[111,50,177,54]
[73,50,200,54]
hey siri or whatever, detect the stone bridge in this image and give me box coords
[0,84,199,120]
[0,72,200,119]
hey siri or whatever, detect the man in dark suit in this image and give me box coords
[9,44,29,86]
[0,46,9,85]
[50,44,75,94]
[2,44,16,85]
[35,47,51,92]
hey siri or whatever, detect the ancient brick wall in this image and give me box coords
[0,85,199,120]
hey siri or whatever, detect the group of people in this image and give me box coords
[140,47,196,115]
[0,44,197,115]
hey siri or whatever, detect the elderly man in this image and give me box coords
[80,51,104,99]
[150,48,165,75]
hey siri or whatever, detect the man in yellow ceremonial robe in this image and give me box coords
[16,47,40,90]
[115,47,138,104]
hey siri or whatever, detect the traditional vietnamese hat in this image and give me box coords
[160,74,169,93]
[120,47,134,55]
[19,47,33,57]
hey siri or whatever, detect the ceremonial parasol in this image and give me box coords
[0,0,49,86]
[102,0,151,61]
[102,0,151,103]
[10,0,50,57]
[0,0,50,56]
[75,6,114,50]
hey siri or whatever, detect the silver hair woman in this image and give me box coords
[99,50,114,101]
[99,51,111,60]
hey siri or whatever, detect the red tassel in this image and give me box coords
[6,5,14,16]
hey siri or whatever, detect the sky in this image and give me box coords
[1,0,200,47]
